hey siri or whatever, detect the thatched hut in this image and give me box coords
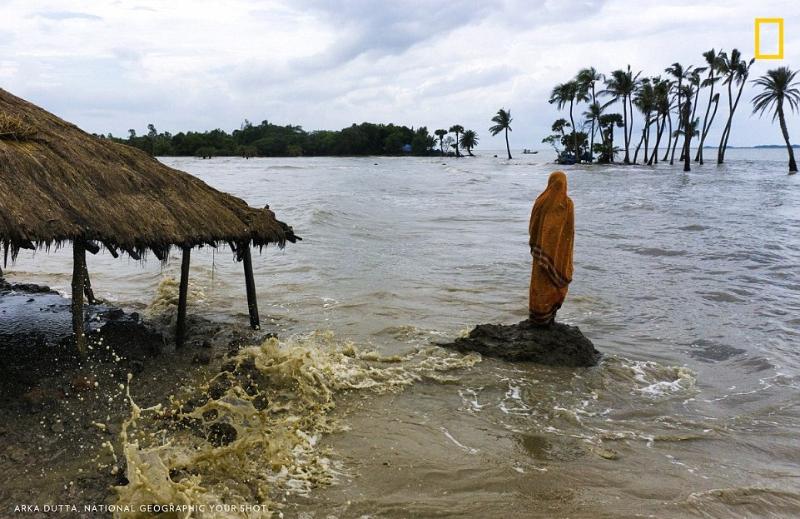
[0,88,298,354]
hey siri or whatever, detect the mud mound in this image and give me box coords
[443,320,601,367]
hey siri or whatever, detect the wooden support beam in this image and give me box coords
[83,261,96,305]
[84,241,101,255]
[241,242,260,330]
[72,240,87,356]
[176,246,191,348]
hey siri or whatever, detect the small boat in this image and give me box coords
[522,149,539,154]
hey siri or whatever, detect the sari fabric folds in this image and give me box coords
[528,171,574,324]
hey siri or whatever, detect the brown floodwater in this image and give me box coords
[6,149,800,518]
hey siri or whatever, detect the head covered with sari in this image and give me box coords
[528,171,574,323]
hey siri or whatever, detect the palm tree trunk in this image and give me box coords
[717,80,734,164]
[505,128,512,159]
[455,133,460,157]
[683,100,692,172]
[633,125,645,164]
[622,96,630,164]
[650,114,666,165]
[778,101,798,173]
[670,85,683,165]
[697,97,719,165]
[695,76,716,163]
[719,79,747,164]
[663,112,673,161]
[569,99,578,162]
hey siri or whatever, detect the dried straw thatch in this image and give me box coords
[0,88,298,259]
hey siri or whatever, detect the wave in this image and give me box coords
[111,331,481,517]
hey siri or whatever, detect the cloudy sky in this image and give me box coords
[1,0,798,148]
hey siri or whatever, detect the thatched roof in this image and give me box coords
[0,88,298,260]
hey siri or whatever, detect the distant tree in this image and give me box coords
[716,49,754,164]
[489,108,513,159]
[550,81,587,161]
[695,49,723,164]
[752,67,800,174]
[442,135,455,156]
[577,67,604,160]
[603,66,640,164]
[449,125,464,157]
[434,129,448,156]
[597,113,623,163]
[460,129,478,156]
[411,126,435,155]
[665,62,691,164]
[128,129,136,141]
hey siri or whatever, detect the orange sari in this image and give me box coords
[528,171,574,324]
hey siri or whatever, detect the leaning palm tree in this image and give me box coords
[577,67,604,160]
[603,66,639,164]
[752,67,800,173]
[717,49,754,164]
[460,129,479,156]
[489,108,513,159]
[648,77,672,165]
[632,78,656,164]
[434,129,448,156]
[665,62,691,164]
[449,125,464,157]
[677,84,698,172]
[550,81,588,161]
[695,49,723,164]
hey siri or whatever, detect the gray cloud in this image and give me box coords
[33,10,102,21]
[2,0,798,148]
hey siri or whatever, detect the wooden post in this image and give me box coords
[241,242,260,330]
[176,246,191,348]
[72,240,87,356]
[83,262,96,305]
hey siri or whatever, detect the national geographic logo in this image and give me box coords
[754,18,784,60]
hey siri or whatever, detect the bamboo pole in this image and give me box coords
[241,243,260,330]
[176,246,191,348]
[72,240,87,356]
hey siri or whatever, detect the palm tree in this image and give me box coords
[665,63,691,164]
[577,67,603,160]
[695,49,723,164]
[717,49,754,164]
[648,77,672,165]
[489,108,513,159]
[583,101,604,156]
[550,81,588,161]
[677,84,698,172]
[449,125,464,157]
[632,78,656,164]
[682,69,704,161]
[434,129,448,156]
[603,66,639,164]
[460,129,479,156]
[752,67,800,173]
[597,113,623,163]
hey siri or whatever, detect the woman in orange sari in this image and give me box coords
[529,171,574,325]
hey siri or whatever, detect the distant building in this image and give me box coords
[401,144,412,153]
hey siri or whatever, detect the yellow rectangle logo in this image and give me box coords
[755,18,784,59]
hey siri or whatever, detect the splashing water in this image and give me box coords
[112,331,481,517]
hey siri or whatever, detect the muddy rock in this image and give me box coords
[442,319,601,367]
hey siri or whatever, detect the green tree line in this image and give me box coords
[99,120,440,158]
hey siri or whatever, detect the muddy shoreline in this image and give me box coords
[0,281,264,518]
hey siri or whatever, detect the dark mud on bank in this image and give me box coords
[0,281,260,517]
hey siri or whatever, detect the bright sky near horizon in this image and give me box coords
[1,0,798,149]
